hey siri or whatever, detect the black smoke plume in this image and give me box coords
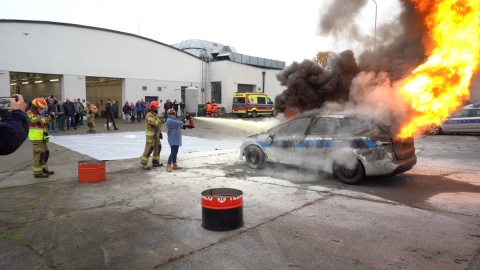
[274,0,430,128]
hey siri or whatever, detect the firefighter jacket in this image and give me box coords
[84,105,98,119]
[212,102,218,112]
[26,109,54,142]
[145,111,161,138]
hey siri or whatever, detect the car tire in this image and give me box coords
[245,146,265,169]
[252,110,258,118]
[427,124,442,135]
[333,160,365,185]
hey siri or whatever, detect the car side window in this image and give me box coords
[451,109,469,118]
[277,119,310,135]
[257,97,266,104]
[470,109,480,117]
[310,117,341,134]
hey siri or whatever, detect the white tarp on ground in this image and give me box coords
[50,131,239,161]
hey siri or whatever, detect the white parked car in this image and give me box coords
[427,103,480,135]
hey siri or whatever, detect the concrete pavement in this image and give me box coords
[1,116,479,269]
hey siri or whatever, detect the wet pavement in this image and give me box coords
[0,116,479,269]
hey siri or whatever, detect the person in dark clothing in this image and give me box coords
[0,94,29,155]
[112,100,118,119]
[172,99,179,116]
[105,99,118,131]
[163,99,172,120]
[63,98,77,130]
[179,99,186,117]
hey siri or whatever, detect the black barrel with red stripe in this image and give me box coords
[201,188,243,231]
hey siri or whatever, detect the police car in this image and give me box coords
[427,103,480,135]
[240,112,417,185]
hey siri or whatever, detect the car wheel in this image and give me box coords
[245,146,265,169]
[252,110,258,118]
[237,114,243,118]
[333,160,365,185]
[427,124,442,135]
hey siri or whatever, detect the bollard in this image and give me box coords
[78,159,106,183]
[201,188,244,231]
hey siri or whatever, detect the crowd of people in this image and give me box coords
[1,94,192,175]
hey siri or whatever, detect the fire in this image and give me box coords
[398,0,480,138]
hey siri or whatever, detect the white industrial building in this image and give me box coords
[0,20,286,114]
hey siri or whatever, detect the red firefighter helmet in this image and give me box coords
[89,108,95,113]
[149,101,160,111]
[32,98,47,109]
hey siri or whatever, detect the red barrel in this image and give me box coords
[201,188,243,231]
[78,159,106,183]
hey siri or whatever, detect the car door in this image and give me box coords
[442,109,470,132]
[265,118,310,166]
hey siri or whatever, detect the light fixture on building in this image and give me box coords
[21,82,29,84]
[10,83,17,86]
[35,80,42,83]
[50,79,59,82]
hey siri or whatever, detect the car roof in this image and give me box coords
[464,103,480,109]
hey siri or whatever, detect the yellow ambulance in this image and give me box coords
[232,92,274,117]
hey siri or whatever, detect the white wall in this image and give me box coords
[210,61,285,113]
[0,71,10,97]
[0,21,202,83]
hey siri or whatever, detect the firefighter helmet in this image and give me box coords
[32,98,48,109]
[89,108,95,113]
[149,101,160,111]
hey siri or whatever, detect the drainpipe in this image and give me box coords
[262,71,266,93]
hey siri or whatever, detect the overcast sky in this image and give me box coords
[0,0,401,65]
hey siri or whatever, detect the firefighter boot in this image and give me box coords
[173,163,182,170]
[143,165,151,170]
[152,162,163,167]
[34,173,49,178]
[43,169,54,175]
[166,164,172,172]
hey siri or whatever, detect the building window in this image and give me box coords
[142,86,147,91]
[211,81,222,103]
[158,87,162,91]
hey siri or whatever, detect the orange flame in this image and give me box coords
[398,0,480,138]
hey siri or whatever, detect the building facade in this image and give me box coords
[0,20,286,114]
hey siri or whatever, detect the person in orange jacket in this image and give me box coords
[205,101,212,116]
[26,97,56,178]
[211,100,218,117]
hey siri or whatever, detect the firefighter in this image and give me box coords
[140,101,163,170]
[205,101,212,117]
[211,100,218,117]
[27,97,56,178]
[84,101,98,133]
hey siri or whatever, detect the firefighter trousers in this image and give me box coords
[141,135,161,165]
[32,141,49,175]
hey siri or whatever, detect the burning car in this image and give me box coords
[240,112,417,184]
[427,103,480,135]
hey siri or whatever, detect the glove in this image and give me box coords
[160,133,163,140]
[49,112,57,119]
[35,120,42,126]
[183,125,187,130]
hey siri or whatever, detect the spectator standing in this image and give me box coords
[77,98,85,125]
[122,101,131,123]
[47,98,58,132]
[56,101,65,131]
[179,99,186,117]
[141,99,146,119]
[165,109,184,172]
[73,99,81,127]
[105,99,118,131]
[63,98,77,130]
[163,99,172,120]
[172,99,179,116]
[112,100,118,119]
[130,102,136,123]
[0,94,29,155]
[135,100,143,123]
